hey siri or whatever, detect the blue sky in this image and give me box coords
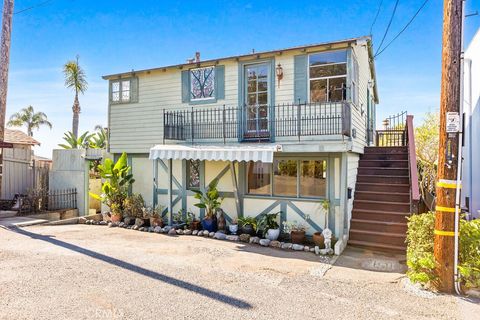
[4,0,480,157]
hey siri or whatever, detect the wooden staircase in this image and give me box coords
[349,146,412,252]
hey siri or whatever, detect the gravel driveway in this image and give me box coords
[0,224,477,320]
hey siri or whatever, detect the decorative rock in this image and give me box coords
[133,225,139,230]
[239,234,250,243]
[249,236,260,244]
[213,232,227,240]
[168,228,177,236]
[203,230,210,236]
[314,246,320,255]
[139,227,145,232]
[134,218,144,227]
[310,247,315,253]
[107,222,113,228]
[85,220,91,225]
[99,221,107,226]
[304,246,310,252]
[225,235,239,241]
[78,217,87,224]
[176,229,184,235]
[269,240,281,248]
[192,230,198,236]
[209,232,215,238]
[184,229,192,235]
[164,226,172,232]
[281,243,293,250]
[124,217,132,225]
[118,222,125,228]
[154,226,162,233]
[259,239,271,247]
[292,244,304,251]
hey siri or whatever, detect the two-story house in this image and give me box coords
[103,36,379,253]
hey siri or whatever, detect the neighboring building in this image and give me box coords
[462,29,480,219]
[103,36,380,253]
[2,129,40,199]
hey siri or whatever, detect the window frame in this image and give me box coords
[246,157,329,200]
[186,159,201,190]
[189,66,216,102]
[109,77,138,105]
[307,49,348,104]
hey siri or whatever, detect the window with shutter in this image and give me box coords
[181,65,225,105]
[109,77,138,104]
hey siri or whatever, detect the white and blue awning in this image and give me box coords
[149,144,282,163]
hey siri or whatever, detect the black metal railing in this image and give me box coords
[376,111,407,146]
[164,102,351,143]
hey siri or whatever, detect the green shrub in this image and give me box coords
[406,212,480,290]
[406,212,438,286]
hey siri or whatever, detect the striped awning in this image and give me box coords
[149,144,282,163]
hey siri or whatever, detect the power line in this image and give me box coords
[369,0,384,35]
[14,0,55,15]
[374,0,400,56]
[375,0,430,58]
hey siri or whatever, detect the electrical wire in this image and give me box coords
[14,0,55,15]
[374,0,400,56]
[374,0,430,58]
[369,0,384,35]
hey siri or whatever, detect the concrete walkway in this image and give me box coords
[0,224,477,320]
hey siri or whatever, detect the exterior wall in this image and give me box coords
[108,40,376,155]
[346,152,360,231]
[462,30,480,218]
[2,144,34,199]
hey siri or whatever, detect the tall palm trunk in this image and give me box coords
[72,92,80,137]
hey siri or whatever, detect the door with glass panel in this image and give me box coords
[244,63,270,139]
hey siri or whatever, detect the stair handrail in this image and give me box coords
[406,115,420,213]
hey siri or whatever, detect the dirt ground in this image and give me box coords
[0,224,478,320]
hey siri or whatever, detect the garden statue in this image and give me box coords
[319,228,333,255]
[217,209,226,232]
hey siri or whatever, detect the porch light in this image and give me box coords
[276,63,284,87]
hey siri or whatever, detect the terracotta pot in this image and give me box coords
[290,230,306,244]
[149,217,164,227]
[312,232,325,248]
[111,213,123,223]
[190,220,201,230]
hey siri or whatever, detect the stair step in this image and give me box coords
[356,182,410,193]
[355,191,410,202]
[351,218,408,234]
[348,239,406,253]
[357,174,410,184]
[358,167,409,176]
[352,208,410,223]
[364,146,408,154]
[354,199,410,212]
[349,229,406,247]
[359,159,409,168]
[361,153,409,161]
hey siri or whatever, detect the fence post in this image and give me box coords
[297,103,301,141]
[190,107,194,144]
[222,104,226,145]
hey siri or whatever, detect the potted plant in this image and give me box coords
[187,211,201,230]
[283,218,309,244]
[90,152,134,223]
[257,212,280,240]
[313,200,330,246]
[238,216,257,236]
[145,204,164,227]
[228,219,239,235]
[192,178,223,232]
[124,193,144,218]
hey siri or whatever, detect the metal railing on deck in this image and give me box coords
[164,102,351,143]
[376,111,407,146]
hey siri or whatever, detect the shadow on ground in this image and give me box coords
[6,226,252,310]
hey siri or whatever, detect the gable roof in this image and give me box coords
[4,129,40,146]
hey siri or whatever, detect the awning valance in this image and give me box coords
[149,144,282,163]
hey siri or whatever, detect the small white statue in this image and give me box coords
[319,228,334,255]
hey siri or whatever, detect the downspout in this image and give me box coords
[453,0,466,296]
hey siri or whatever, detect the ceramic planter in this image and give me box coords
[266,228,280,241]
[290,230,306,244]
[190,220,201,230]
[240,224,255,236]
[201,218,217,232]
[228,224,238,235]
[111,213,123,223]
[312,231,325,248]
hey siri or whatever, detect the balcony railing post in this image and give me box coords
[163,109,166,144]
[297,102,301,141]
[222,104,226,144]
[190,107,194,144]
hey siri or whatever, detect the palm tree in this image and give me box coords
[63,55,88,138]
[7,105,52,136]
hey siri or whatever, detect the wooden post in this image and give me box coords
[434,0,463,293]
[0,0,14,197]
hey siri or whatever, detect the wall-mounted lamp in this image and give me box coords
[276,63,284,88]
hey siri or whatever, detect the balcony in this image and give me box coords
[163,102,351,144]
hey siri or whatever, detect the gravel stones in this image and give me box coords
[249,236,260,244]
[213,232,227,240]
[192,230,198,236]
[184,229,192,235]
[154,226,162,233]
[203,230,210,236]
[225,235,239,241]
[239,234,250,243]
[259,239,270,247]
[292,244,304,251]
[281,243,293,250]
[176,229,184,235]
[168,228,177,236]
[269,240,281,248]
[209,232,215,238]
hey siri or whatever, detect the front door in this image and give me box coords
[244,63,270,139]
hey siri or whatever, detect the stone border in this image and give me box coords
[83,219,335,257]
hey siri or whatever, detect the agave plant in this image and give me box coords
[58,131,93,149]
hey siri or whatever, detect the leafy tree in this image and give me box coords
[58,131,93,149]
[63,55,87,138]
[415,112,439,198]
[89,126,108,149]
[7,105,52,136]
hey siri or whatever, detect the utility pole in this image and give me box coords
[434,0,463,293]
[0,0,14,196]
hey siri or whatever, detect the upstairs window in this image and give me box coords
[110,77,138,104]
[190,66,215,100]
[309,50,347,103]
